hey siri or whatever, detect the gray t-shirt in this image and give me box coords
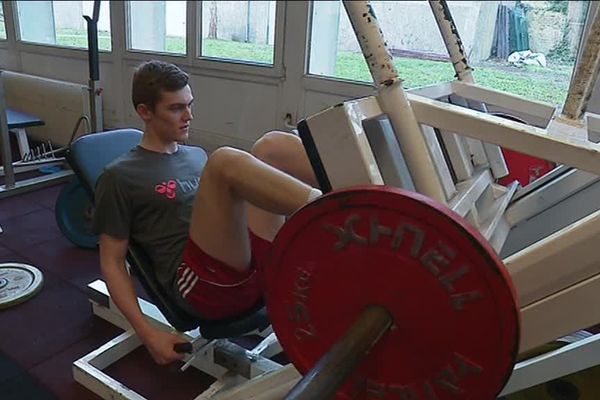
[92,144,207,297]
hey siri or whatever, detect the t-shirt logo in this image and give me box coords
[155,180,177,199]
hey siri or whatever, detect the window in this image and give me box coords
[0,3,6,40]
[128,1,186,55]
[16,1,111,51]
[308,1,589,107]
[200,1,276,65]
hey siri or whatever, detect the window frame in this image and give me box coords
[124,0,188,58]
[191,0,285,78]
[0,1,7,42]
[11,0,113,53]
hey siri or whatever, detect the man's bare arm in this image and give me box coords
[99,233,186,364]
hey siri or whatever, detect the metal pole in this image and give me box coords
[342,1,446,202]
[429,0,509,178]
[0,71,15,189]
[562,4,600,121]
[84,0,103,133]
[428,0,474,82]
[284,306,393,400]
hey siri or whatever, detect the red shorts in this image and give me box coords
[176,231,271,320]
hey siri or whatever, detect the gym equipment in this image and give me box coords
[0,263,44,309]
[266,186,519,399]
[212,1,600,399]
[428,0,509,180]
[55,177,98,249]
[84,0,103,133]
[70,1,600,398]
[0,74,73,201]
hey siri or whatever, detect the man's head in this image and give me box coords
[132,60,194,143]
[132,60,189,111]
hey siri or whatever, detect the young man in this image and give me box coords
[92,60,320,365]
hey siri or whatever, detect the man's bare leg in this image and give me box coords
[248,131,319,242]
[189,146,317,273]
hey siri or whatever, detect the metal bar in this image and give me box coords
[342,0,446,202]
[213,340,282,379]
[84,0,103,132]
[0,71,15,189]
[451,81,555,124]
[428,0,473,82]
[73,331,147,400]
[408,94,600,176]
[212,364,301,400]
[0,169,73,200]
[502,333,600,395]
[449,169,493,217]
[429,0,508,178]
[506,168,598,225]
[563,5,600,120]
[284,306,392,400]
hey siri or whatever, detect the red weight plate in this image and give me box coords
[264,186,520,400]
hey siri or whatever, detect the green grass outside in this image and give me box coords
[52,30,574,106]
[335,50,573,106]
[55,28,112,50]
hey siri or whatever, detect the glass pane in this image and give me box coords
[16,1,111,50]
[308,1,589,107]
[448,0,589,108]
[0,3,6,40]
[200,1,276,65]
[128,1,186,55]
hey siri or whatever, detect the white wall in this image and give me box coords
[338,1,482,54]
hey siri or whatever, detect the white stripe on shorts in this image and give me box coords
[177,267,191,288]
[182,276,199,299]
[179,267,195,293]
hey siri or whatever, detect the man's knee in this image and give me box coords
[251,130,300,168]
[205,146,252,182]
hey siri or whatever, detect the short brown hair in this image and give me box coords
[131,60,189,111]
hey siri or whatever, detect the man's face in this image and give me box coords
[141,85,194,143]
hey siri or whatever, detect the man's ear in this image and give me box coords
[136,104,153,121]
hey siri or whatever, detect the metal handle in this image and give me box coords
[284,305,393,400]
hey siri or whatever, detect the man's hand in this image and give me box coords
[140,328,188,365]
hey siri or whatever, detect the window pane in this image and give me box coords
[128,1,186,55]
[0,3,6,40]
[16,1,111,51]
[308,1,588,107]
[200,1,276,65]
